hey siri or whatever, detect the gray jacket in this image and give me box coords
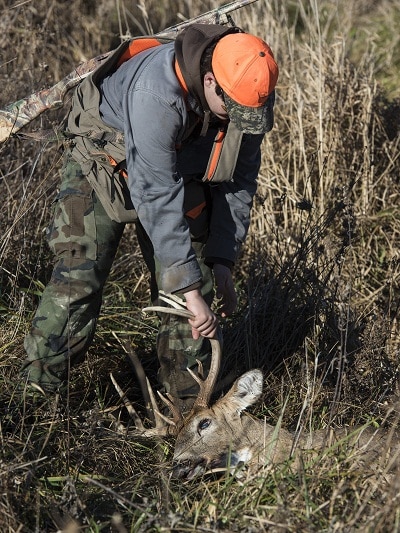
[98,42,264,293]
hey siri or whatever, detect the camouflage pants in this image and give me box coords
[21,154,214,397]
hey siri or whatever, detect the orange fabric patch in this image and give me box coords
[205,129,226,181]
[185,201,206,219]
[117,38,162,67]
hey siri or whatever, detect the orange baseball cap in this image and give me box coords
[212,32,279,134]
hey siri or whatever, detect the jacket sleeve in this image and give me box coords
[124,88,202,294]
[204,133,264,266]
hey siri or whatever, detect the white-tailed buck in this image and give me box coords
[115,336,400,480]
[113,302,400,480]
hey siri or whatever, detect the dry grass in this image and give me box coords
[1,0,400,531]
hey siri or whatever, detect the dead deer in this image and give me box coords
[113,300,400,480]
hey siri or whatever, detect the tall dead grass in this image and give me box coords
[0,0,400,531]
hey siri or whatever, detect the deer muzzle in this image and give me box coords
[172,451,245,479]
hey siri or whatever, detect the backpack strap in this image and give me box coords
[203,121,243,183]
[116,37,164,67]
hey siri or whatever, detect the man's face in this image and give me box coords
[203,71,229,122]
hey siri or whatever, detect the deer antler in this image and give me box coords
[187,337,222,410]
[110,333,183,437]
[143,293,223,411]
[110,371,181,438]
[142,290,195,319]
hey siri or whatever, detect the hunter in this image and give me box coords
[20,23,279,406]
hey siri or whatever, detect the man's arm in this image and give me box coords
[125,89,203,293]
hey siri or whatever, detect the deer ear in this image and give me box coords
[224,369,264,413]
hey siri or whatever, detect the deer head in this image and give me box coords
[172,351,264,479]
[112,300,266,479]
[113,331,265,479]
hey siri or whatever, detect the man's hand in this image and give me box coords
[184,289,219,340]
[213,264,237,318]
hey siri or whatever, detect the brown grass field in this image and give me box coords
[1,0,400,531]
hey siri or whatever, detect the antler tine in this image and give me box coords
[186,364,204,387]
[142,293,195,320]
[157,291,187,309]
[191,336,222,410]
[142,306,194,319]
[110,372,173,438]
[110,335,174,438]
[145,376,166,430]
[157,390,184,432]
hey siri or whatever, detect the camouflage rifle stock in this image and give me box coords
[0,0,259,143]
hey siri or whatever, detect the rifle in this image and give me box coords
[0,0,258,143]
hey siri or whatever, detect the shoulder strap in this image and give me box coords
[203,121,243,183]
[90,35,173,86]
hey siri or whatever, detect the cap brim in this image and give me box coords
[224,92,275,135]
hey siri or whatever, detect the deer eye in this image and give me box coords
[198,418,211,432]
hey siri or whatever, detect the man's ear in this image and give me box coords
[203,71,217,89]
